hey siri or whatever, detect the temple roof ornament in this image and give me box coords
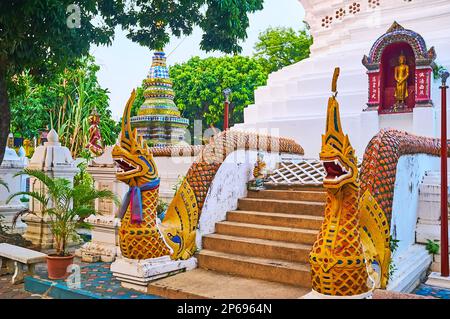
[363,21,436,70]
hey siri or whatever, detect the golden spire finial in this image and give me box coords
[332,67,340,96]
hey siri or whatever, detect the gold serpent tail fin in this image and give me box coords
[160,178,199,260]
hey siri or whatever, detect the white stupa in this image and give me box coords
[0,147,27,233]
[234,0,450,158]
[23,129,79,247]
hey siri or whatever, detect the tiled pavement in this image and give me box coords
[29,261,159,299]
[413,284,450,299]
[1,257,450,299]
[1,260,157,299]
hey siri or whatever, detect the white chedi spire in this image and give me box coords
[29,128,77,172]
[46,128,60,146]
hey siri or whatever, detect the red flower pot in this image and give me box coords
[46,255,74,280]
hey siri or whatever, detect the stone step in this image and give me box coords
[197,250,311,287]
[237,198,324,216]
[203,233,312,263]
[147,269,310,299]
[430,253,450,271]
[247,189,326,202]
[226,210,323,230]
[215,221,319,245]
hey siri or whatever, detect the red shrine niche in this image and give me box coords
[362,22,436,114]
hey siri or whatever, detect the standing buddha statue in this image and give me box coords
[394,52,409,110]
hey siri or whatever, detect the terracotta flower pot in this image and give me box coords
[46,254,74,280]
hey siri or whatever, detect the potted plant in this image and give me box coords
[7,169,118,279]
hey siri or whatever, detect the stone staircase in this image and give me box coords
[148,187,326,299]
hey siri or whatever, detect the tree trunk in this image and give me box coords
[0,61,10,165]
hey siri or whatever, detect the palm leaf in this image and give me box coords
[6,191,48,207]
[0,178,9,192]
[12,208,34,229]
[14,169,56,195]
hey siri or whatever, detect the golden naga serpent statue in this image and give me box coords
[113,90,304,261]
[309,68,372,296]
[310,68,450,296]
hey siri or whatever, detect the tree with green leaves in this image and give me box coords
[168,56,269,140]
[254,26,313,73]
[0,0,264,163]
[9,56,120,157]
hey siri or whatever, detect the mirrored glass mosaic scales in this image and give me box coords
[131,51,189,147]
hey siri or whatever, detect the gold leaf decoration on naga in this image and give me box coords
[113,90,171,260]
[309,67,371,296]
[113,90,199,261]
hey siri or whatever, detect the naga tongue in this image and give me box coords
[324,161,343,178]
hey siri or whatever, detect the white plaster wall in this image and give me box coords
[235,0,450,158]
[0,148,26,206]
[154,156,196,202]
[390,154,440,256]
[195,150,284,249]
[0,168,24,206]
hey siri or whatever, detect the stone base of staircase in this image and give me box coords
[387,244,432,293]
[425,272,450,289]
[146,187,325,299]
[430,253,450,272]
[147,269,310,299]
[110,255,197,293]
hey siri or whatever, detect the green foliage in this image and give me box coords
[254,26,313,73]
[387,235,400,282]
[9,56,120,157]
[433,64,447,81]
[169,56,269,137]
[0,177,9,192]
[426,239,440,255]
[156,199,169,222]
[198,0,264,53]
[1,0,263,77]
[131,84,146,118]
[0,1,263,165]
[389,236,400,253]
[7,169,118,256]
[119,0,264,54]
[74,160,94,189]
[388,260,397,281]
[172,175,186,194]
[8,70,49,139]
[130,26,312,140]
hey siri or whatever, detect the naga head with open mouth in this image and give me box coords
[112,90,158,187]
[319,68,358,190]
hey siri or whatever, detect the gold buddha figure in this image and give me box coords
[394,53,409,110]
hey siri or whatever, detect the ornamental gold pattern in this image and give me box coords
[310,68,450,294]
[115,91,305,261]
[113,90,171,260]
[359,128,448,288]
[309,68,370,296]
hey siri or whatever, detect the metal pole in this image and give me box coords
[441,70,449,277]
[223,88,232,131]
[224,100,229,131]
